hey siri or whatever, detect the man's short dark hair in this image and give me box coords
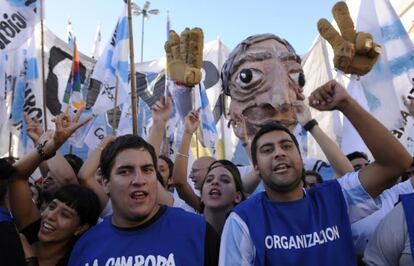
[250,121,300,166]
[100,134,157,180]
[346,151,369,162]
[64,154,84,175]
[303,170,324,184]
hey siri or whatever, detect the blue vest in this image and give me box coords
[233,180,356,266]
[400,193,414,260]
[0,207,12,222]
[69,207,206,266]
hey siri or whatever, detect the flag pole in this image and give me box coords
[127,0,138,135]
[8,77,17,157]
[40,0,48,131]
[192,88,199,159]
[112,77,119,136]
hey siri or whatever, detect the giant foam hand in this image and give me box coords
[317,1,381,76]
[164,27,204,87]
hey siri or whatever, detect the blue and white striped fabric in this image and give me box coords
[91,3,129,115]
[8,35,43,155]
[195,83,218,155]
[356,0,414,147]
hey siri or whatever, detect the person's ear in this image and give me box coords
[74,224,90,237]
[234,191,242,204]
[102,177,110,195]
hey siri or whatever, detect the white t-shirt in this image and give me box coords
[352,179,414,255]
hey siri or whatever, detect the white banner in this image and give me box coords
[0,0,40,51]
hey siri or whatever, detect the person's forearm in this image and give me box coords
[340,98,411,169]
[242,169,261,194]
[147,120,167,157]
[173,132,192,187]
[78,146,102,183]
[172,132,203,212]
[309,125,353,177]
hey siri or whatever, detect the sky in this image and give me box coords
[45,0,339,62]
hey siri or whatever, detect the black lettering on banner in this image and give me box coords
[94,128,105,140]
[4,14,20,34]
[101,84,115,100]
[24,85,43,125]
[401,111,410,125]
[24,0,37,7]
[45,46,87,115]
[0,11,28,50]
[392,128,404,139]
[11,12,27,29]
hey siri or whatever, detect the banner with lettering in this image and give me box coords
[1,0,40,51]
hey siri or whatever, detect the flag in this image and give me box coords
[84,113,108,150]
[117,102,133,136]
[91,3,129,115]
[8,29,43,156]
[195,83,218,154]
[91,23,102,59]
[351,0,414,152]
[166,10,171,40]
[67,18,74,46]
[62,40,85,115]
[1,0,41,51]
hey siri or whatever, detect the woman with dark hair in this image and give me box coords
[7,112,101,265]
[18,185,100,265]
[200,160,245,235]
[303,170,324,188]
[158,155,174,192]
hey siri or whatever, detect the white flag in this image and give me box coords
[194,83,218,155]
[84,113,108,150]
[0,0,40,51]
[91,4,129,115]
[67,17,74,46]
[117,102,133,136]
[91,23,102,59]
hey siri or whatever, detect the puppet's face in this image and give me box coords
[227,39,304,140]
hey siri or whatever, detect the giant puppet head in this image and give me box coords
[221,34,305,140]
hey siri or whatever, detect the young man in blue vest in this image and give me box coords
[219,80,412,266]
[69,135,219,266]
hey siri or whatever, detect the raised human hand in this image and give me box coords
[164,27,204,86]
[152,92,173,124]
[309,80,351,111]
[317,1,381,76]
[50,109,93,149]
[293,100,313,126]
[24,112,43,144]
[184,108,200,135]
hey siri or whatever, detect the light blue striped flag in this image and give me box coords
[91,3,129,115]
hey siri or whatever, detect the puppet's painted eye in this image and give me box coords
[235,68,263,90]
[289,72,306,88]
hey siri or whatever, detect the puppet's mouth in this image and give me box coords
[241,103,297,128]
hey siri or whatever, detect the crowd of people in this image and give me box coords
[1,78,414,265]
[2,5,414,263]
